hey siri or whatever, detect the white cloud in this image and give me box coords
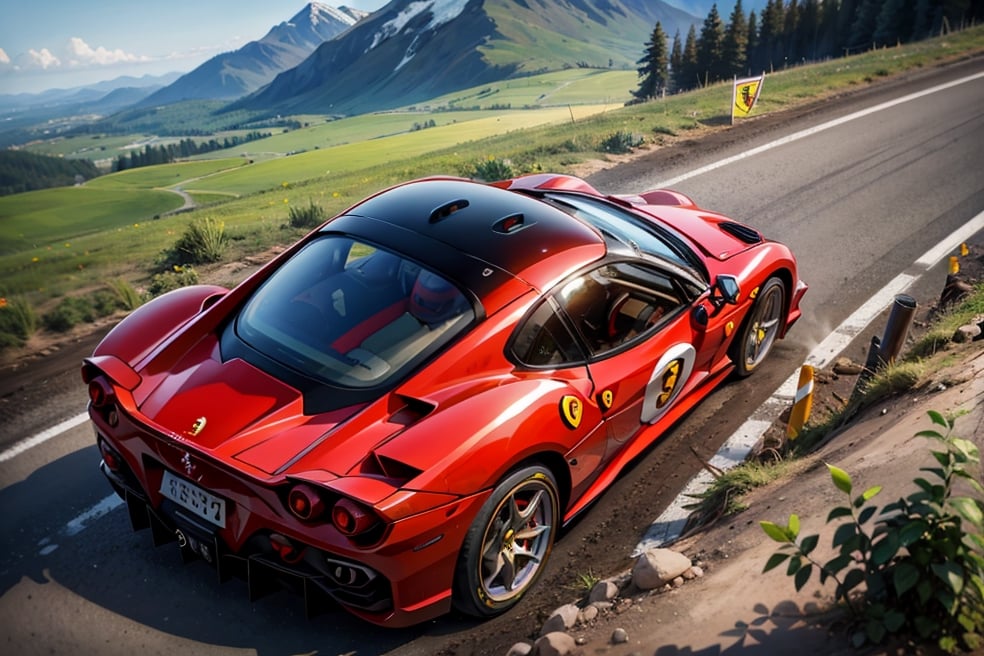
[26,47,61,69]
[0,48,10,65]
[64,37,149,67]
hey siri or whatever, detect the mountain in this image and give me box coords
[232,0,700,117]
[663,0,768,20]
[139,3,367,106]
[0,72,180,113]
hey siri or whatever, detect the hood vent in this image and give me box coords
[719,221,763,244]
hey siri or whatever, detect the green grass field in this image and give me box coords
[1,26,982,308]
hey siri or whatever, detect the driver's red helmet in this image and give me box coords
[410,271,462,324]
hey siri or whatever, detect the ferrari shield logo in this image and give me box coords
[733,74,764,117]
[598,389,614,412]
[655,360,683,409]
[560,395,582,429]
[642,343,697,424]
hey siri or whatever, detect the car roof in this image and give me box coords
[337,177,608,296]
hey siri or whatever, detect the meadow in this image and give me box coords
[1,26,982,318]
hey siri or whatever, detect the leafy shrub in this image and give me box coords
[761,411,984,653]
[0,296,37,349]
[106,278,143,311]
[159,217,227,268]
[288,199,328,229]
[42,295,96,332]
[599,130,643,154]
[147,265,200,298]
[468,156,514,182]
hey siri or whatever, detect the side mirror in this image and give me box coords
[713,275,740,306]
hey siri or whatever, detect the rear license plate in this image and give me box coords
[160,470,226,528]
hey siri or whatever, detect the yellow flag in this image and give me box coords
[733,74,764,117]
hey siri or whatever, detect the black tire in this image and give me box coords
[452,465,560,618]
[730,276,785,377]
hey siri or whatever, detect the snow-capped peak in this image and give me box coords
[369,0,469,50]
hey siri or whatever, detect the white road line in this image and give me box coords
[654,71,984,189]
[634,209,984,554]
[38,493,124,556]
[0,411,89,463]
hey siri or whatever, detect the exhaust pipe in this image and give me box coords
[175,529,188,548]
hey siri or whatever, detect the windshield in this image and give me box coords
[235,235,474,389]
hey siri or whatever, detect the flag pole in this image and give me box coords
[730,75,736,126]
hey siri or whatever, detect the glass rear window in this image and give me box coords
[545,193,699,271]
[235,236,474,388]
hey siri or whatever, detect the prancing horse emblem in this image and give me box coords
[190,416,207,437]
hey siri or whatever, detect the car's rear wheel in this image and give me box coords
[452,465,559,618]
[731,276,785,377]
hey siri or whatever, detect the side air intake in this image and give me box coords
[719,221,763,244]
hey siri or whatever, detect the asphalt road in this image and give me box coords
[1,55,982,656]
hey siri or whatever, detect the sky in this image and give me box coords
[0,0,389,95]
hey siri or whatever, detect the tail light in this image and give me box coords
[88,378,115,409]
[331,498,378,536]
[98,439,122,472]
[287,484,326,521]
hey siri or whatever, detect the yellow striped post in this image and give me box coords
[787,364,814,440]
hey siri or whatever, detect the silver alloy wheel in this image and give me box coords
[741,278,784,370]
[478,478,556,603]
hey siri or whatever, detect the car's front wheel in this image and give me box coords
[731,276,785,377]
[452,465,559,618]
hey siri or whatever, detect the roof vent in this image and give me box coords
[492,213,530,234]
[429,199,469,223]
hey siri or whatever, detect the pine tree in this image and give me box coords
[634,22,670,100]
[797,0,821,61]
[722,0,749,77]
[757,0,786,72]
[746,10,759,74]
[873,0,915,45]
[848,0,887,52]
[670,30,683,92]
[677,25,700,90]
[783,0,801,64]
[696,4,727,85]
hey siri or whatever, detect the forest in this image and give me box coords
[0,150,101,197]
[634,0,983,99]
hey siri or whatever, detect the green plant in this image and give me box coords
[42,295,96,332]
[160,216,227,268]
[0,295,38,348]
[684,460,797,525]
[287,199,328,229]
[761,411,984,653]
[106,278,143,311]
[599,130,642,154]
[565,569,601,594]
[147,265,200,298]
[468,156,514,181]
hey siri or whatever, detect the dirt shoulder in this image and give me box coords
[550,338,983,656]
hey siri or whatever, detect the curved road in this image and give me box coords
[1,55,982,656]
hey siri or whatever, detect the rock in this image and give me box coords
[612,627,629,644]
[631,548,692,590]
[832,357,863,375]
[534,631,577,656]
[505,642,532,656]
[539,603,579,636]
[578,604,599,623]
[588,579,619,603]
[952,323,981,343]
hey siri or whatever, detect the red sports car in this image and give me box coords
[83,173,806,627]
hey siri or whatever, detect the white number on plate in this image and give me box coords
[161,470,226,528]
